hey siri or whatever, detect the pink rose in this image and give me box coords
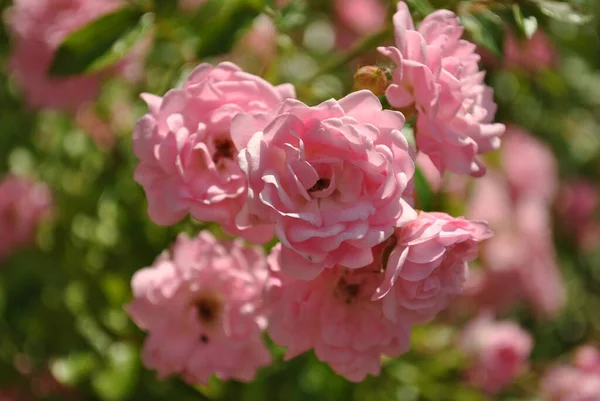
[501,126,558,202]
[231,90,416,280]
[464,128,566,318]
[541,346,600,401]
[265,244,411,382]
[133,62,295,243]
[125,232,271,384]
[373,212,492,323]
[505,29,557,72]
[459,315,532,394]
[378,2,504,177]
[5,0,142,110]
[334,0,387,36]
[0,175,52,262]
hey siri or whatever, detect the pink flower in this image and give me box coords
[133,62,295,243]
[459,315,532,394]
[5,0,138,110]
[334,0,387,36]
[265,244,412,382]
[0,175,52,262]
[558,180,599,250]
[231,90,417,280]
[378,2,504,176]
[372,212,492,323]
[541,346,600,401]
[505,29,557,72]
[574,346,600,374]
[125,232,271,384]
[501,126,558,203]
[464,128,565,318]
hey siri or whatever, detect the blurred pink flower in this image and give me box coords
[505,29,557,72]
[5,0,143,111]
[459,314,532,394]
[334,0,387,36]
[231,90,416,280]
[558,180,599,250]
[373,212,492,324]
[265,244,412,382]
[133,62,294,243]
[464,127,565,318]
[126,232,271,384]
[502,126,558,202]
[541,346,600,401]
[379,2,504,177]
[234,15,278,66]
[575,345,600,374]
[0,175,52,262]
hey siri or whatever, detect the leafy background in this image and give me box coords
[0,0,599,400]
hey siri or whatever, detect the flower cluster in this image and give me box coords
[0,175,52,262]
[128,1,500,385]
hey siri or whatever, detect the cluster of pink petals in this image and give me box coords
[0,175,52,262]
[373,212,492,324]
[133,62,294,243]
[378,2,505,177]
[265,212,489,381]
[5,0,137,110]
[231,90,416,279]
[541,346,600,401]
[266,244,411,382]
[459,314,532,394]
[125,232,271,384]
[463,127,565,318]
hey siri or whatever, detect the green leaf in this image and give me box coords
[530,0,592,25]
[49,7,145,77]
[193,0,265,58]
[460,10,506,57]
[275,0,309,32]
[414,167,434,212]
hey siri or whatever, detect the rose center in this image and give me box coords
[308,178,331,193]
[212,137,236,164]
[335,278,361,305]
[194,293,222,325]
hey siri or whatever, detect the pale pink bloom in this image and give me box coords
[465,163,565,318]
[505,29,557,72]
[0,175,52,262]
[133,62,295,243]
[334,0,387,36]
[574,346,600,374]
[5,0,142,110]
[501,126,558,203]
[125,232,271,384]
[372,212,492,324]
[231,90,416,280]
[459,315,532,394]
[266,244,411,382]
[541,347,600,401]
[379,2,504,177]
